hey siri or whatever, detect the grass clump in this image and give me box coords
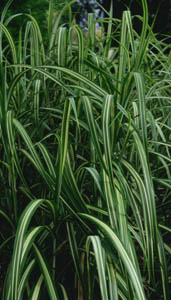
[0,0,170,299]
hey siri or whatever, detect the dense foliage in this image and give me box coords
[0,0,170,299]
[0,0,49,39]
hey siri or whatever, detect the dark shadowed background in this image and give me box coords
[1,0,171,36]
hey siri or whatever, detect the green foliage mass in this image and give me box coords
[0,0,49,38]
[0,0,170,299]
